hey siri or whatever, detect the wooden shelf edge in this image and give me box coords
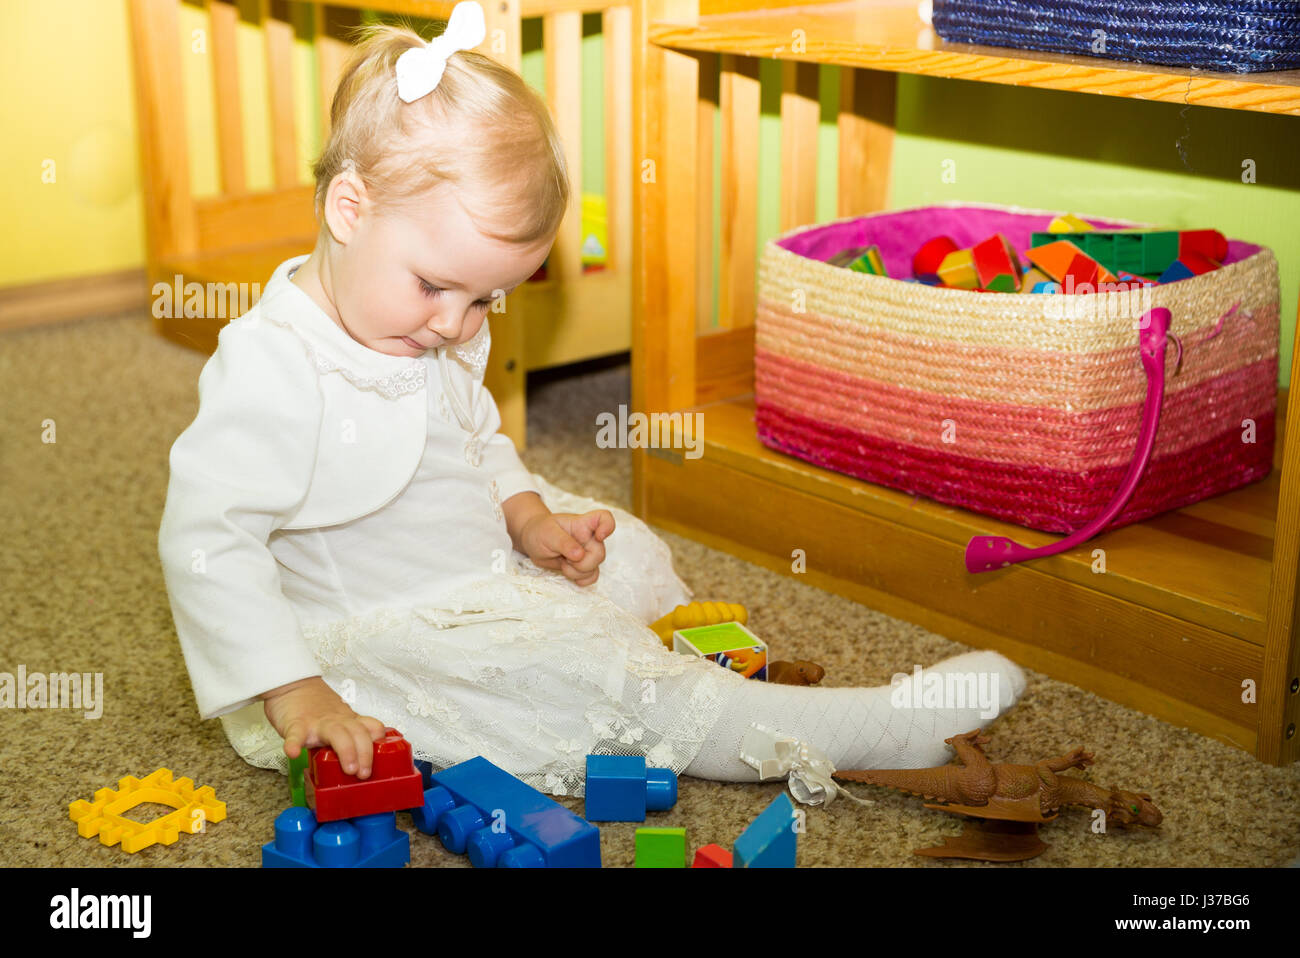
[648,5,1300,116]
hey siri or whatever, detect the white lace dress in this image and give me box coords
[216,289,741,797]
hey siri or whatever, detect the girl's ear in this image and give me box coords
[323,167,367,244]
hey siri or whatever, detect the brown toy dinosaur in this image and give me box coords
[834,729,1161,861]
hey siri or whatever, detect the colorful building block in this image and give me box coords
[674,620,768,679]
[912,235,959,285]
[1027,240,1084,283]
[827,245,871,267]
[692,843,734,868]
[1048,213,1093,233]
[1017,266,1051,294]
[261,806,409,868]
[1115,271,1159,287]
[734,792,797,868]
[1179,229,1227,263]
[847,245,887,276]
[971,234,1023,292]
[288,750,308,807]
[584,755,677,822]
[937,248,978,289]
[410,756,601,867]
[1159,252,1220,283]
[1033,230,1177,276]
[305,727,425,823]
[69,768,227,854]
[635,827,687,867]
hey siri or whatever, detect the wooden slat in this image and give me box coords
[779,60,818,231]
[126,0,198,262]
[695,53,717,332]
[648,1,1300,117]
[837,66,894,215]
[604,5,633,276]
[717,54,758,330]
[315,4,362,143]
[633,0,701,514]
[263,0,299,189]
[1260,300,1300,764]
[544,11,584,283]
[480,0,527,449]
[209,0,247,195]
[194,186,317,252]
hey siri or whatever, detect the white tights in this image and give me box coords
[684,650,1027,779]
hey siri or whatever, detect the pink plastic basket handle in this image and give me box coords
[965,307,1171,574]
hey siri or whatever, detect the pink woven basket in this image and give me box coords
[754,204,1279,571]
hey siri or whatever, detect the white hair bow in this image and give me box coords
[395,1,487,104]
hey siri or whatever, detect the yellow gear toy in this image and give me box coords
[69,768,227,853]
[650,601,748,650]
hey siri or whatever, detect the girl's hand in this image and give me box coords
[521,509,615,586]
[261,676,388,778]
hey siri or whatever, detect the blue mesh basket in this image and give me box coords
[932,0,1300,73]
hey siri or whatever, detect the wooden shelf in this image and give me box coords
[649,0,1300,116]
[670,393,1284,643]
[633,0,1300,761]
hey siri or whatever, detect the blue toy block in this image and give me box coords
[584,755,678,822]
[414,758,434,791]
[409,756,601,868]
[733,792,797,868]
[261,807,410,868]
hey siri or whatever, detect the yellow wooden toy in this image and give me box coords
[650,601,748,650]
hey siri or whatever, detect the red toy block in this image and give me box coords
[912,236,959,285]
[306,728,425,823]
[692,843,734,868]
[971,234,1023,292]
[1063,252,1099,289]
[1178,229,1227,263]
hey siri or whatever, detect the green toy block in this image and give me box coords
[635,827,686,867]
[1032,230,1180,276]
[846,245,887,277]
[289,750,309,807]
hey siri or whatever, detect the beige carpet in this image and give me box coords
[2,311,1298,868]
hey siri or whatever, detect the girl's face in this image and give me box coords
[321,175,553,358]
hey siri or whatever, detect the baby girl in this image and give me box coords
[158,2,1026,797]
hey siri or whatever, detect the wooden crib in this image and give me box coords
[127,0,634,446]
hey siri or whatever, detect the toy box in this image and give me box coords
[673,621,768,680]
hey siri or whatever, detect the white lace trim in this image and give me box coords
[447,321,490,378]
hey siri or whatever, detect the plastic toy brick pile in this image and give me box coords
[259,730,796,868]
[68,728,798,868]
[831,213,1229,295]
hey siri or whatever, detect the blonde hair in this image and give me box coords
[313,20,570,245]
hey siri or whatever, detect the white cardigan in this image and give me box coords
[158,255,538,720]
